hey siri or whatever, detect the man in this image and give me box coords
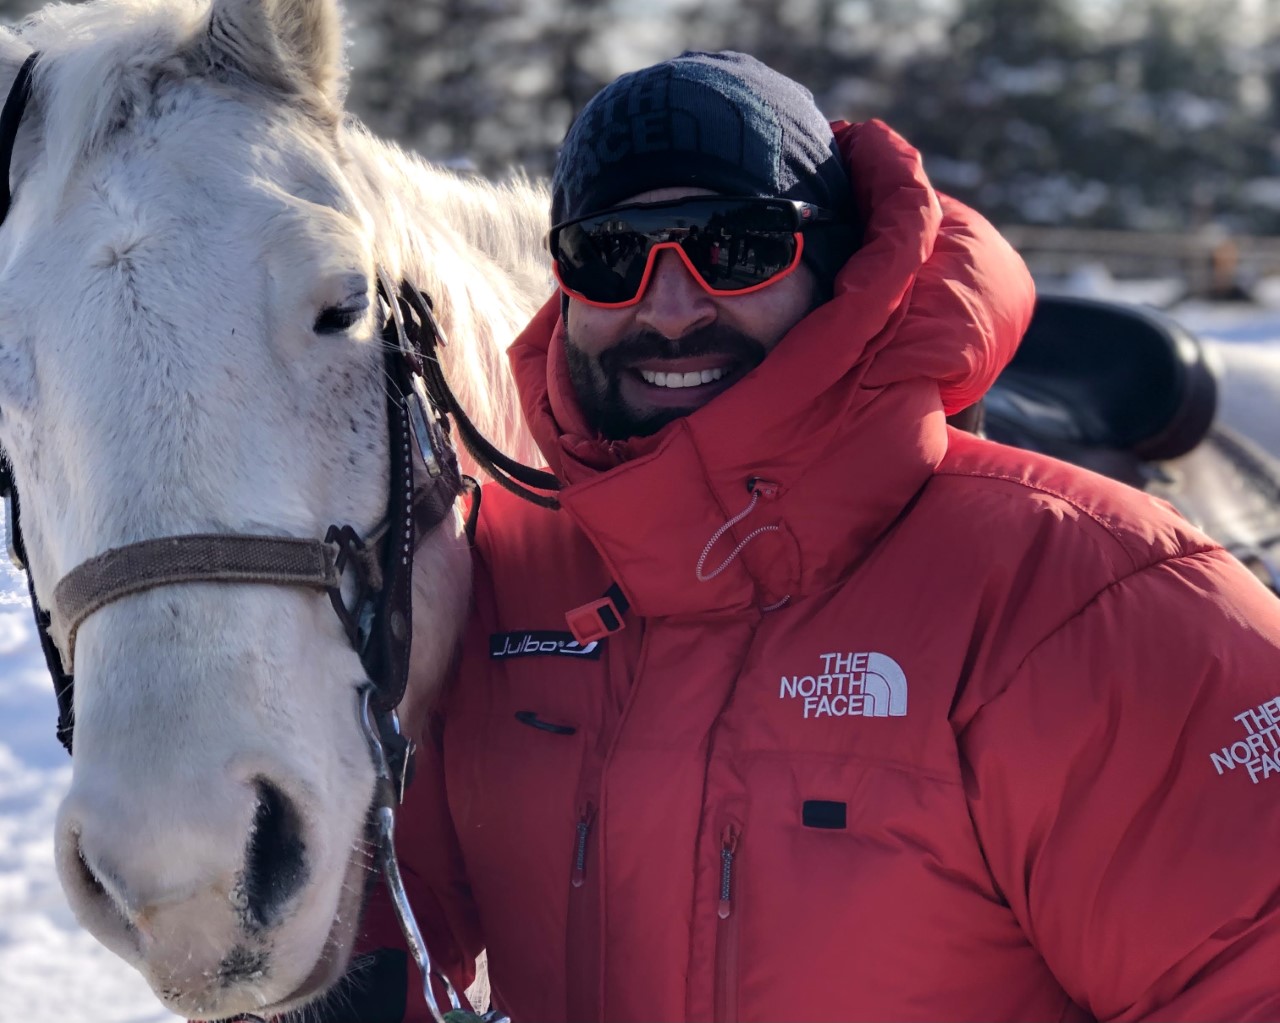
[350,51,1280,1022]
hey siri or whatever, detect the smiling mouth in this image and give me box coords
[618,359,743,415]
[637,366,728,389]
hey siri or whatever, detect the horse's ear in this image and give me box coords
[205,0,346,109]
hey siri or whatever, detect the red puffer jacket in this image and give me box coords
[355,120,1280,1022]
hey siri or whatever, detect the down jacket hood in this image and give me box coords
[507,119,1036,616]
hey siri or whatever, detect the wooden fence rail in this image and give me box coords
[999,225,1280,300]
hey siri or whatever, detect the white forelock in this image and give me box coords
[6,0,549,468]
[16,0,207,203]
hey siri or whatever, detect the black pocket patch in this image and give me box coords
[802,800,847,830]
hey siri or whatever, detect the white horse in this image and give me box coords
[0,0,544,1017]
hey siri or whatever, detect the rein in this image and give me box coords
[390,275,562,509]
[0,52,535,1023]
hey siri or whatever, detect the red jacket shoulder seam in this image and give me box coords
[1004,548,1230,703]
[932,465,1217,573]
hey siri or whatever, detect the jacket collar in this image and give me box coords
[508,120,1035,617]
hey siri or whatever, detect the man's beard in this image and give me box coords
[563,325,768,440]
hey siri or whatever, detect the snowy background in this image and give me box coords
[3,284,1280,1022]
[0,547,180,1021]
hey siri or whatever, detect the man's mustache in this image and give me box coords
[598,326,768,376]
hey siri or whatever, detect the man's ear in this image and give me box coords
[202,0,347,111]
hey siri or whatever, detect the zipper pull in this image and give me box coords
[571,803,596,889]
[717,824,739,920]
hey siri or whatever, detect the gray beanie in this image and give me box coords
[550,51,859,287]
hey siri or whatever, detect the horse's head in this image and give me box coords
[0,0,545,1015]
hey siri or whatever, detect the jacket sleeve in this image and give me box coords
[310,705,486,1023]
[959,548,1280,1022]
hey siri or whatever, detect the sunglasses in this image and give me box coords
[548,196,839,308]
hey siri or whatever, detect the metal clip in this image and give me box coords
[408,376,444,479]
[381,706,416,805]
[377,268,426,374]
[402,280,450,349]
[376,266,410,347]
[359,688,467,1023]
[325,524,378,653]
[397,740,416,806]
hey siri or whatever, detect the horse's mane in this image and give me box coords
[340,127,552,470]
[7,0,550,472]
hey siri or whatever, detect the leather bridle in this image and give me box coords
[1,251,465,782]
[0,51,558,759]
[0,51,550,1022]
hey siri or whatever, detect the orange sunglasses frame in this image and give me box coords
[552,226,810,310]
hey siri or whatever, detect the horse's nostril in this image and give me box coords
[59,825,139,954]
[240,780,309,929]
[74,836,110,900]
[75,833,128,920]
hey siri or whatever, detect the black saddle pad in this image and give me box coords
[986,294,1218,461]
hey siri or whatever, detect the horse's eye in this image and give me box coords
[313,304,365,335]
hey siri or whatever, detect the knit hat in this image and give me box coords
[550,51,859,288]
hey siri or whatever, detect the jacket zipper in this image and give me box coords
[571,802,596,887]
[565,621,646,1020]
[566,799,600,1020]
[714,823,741,1023]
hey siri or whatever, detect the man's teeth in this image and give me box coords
[638,367,727,389]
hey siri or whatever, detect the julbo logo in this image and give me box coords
[490,631,602,660]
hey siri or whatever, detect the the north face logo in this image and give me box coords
[1209,694,1280,783]
[779,652,907,719]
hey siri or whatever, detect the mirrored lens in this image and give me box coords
[554,198,802,303]
[555,217,652,304]
[687,217,797,291]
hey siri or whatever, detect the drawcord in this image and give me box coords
[695,479,791,612]
[695,488,776,581]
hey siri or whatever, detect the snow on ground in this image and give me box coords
[0,541,179,1022]
[2,284,1280,1023]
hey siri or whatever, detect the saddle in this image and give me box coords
[981,294,1280,590]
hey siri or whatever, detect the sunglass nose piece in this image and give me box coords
[645,244,717,296]
[631,250,720,331]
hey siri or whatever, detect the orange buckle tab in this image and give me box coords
[565,596,626,645]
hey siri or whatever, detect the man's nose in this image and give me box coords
[634,249,716,338]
